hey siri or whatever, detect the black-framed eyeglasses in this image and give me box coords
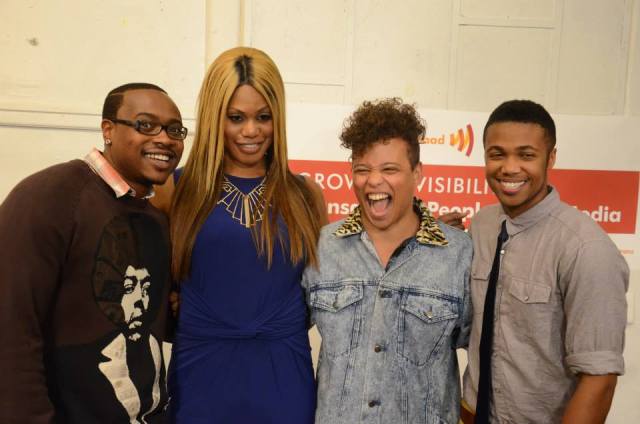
[109,118,188,141]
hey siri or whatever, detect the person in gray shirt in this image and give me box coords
[462,100,628,424]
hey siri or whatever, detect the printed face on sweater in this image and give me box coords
[121,265,151,341]
[102,88,184,197]
[93,213,168,337]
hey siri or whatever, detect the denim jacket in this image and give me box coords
[302,198,472,424]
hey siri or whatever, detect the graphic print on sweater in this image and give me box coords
[92,213,169,423]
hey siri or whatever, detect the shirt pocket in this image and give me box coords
[471,260,492,281]
[508,277,551,304]
[397,293,459,366]
[310,284,364,358]
[504,277,555,337]
[470,260,492,314]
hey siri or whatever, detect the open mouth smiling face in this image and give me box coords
[352,137,421,235]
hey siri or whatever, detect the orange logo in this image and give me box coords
[449,124,474,157]
[420,124,474,157]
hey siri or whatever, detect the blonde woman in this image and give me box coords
[153,47,326,423]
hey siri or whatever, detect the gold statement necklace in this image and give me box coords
[218,175,267,228]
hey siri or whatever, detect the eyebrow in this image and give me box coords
[227,106,271,114]
[485,145,504,152]
[135,112,182,124]
[486,145,539,152]
[515,145,540,151]
[352,162,401,168]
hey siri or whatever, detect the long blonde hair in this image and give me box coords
[170,47,322,281]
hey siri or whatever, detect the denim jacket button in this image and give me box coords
[379,290,392,298]
[368,400,379,408]
[374,344,382,353]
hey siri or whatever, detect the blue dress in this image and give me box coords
[168,174,316,423]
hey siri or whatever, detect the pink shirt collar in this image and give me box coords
[83,148,155,199]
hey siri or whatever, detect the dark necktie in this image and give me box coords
[475,220,509,424]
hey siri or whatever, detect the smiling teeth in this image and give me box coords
[368,193,389,200]
[501,181,525,189]
[146,153,170,161]
[238,143,260,152]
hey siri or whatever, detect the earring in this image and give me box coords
[105,139,112,145]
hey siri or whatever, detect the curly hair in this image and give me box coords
[340,98,426,168]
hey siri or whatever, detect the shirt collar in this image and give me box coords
[334,197,448,246]
[501,186,560,237]
[83,148,155,199]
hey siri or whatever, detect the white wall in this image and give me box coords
[232,0,640,115]
[1,0,639,422]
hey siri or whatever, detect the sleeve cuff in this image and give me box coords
[566,350,625,376]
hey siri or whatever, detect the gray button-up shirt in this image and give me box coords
[303,198,472,424]
[463,188,628,423]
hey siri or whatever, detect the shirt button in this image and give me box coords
[500,249,505,255]
[368,400,379,408]
[524,295,529,301]
[374,344,382,353]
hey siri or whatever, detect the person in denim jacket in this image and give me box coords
[302,98,472,424]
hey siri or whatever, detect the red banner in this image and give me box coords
[290,160,639,234]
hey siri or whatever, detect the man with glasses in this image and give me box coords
[0,83,186,423]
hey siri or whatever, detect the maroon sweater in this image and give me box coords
[0,160,171,423]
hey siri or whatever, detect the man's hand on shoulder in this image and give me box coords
[438,211,469,231]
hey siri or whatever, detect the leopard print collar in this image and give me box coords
[333,197,448,246]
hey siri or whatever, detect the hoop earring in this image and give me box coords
[105,139,112,145]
